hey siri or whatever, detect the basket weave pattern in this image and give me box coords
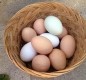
[4,2,86,78]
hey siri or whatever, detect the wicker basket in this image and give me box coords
[4,2,86,78]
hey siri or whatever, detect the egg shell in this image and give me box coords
[60,35,75,58]
[32,55,50,72]
[20,42,37,62]
[58,27,68,38]
[22,27,37,42]
[31,36,53,55]
[44,16,63,35]
[49,49,66,70]
[33,19,46,34]
[40,33,59,47]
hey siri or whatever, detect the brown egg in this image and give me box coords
[32,55,50,72]
[22,27,37,42]
[33,19,46,34]
[60,35,75,58]
[49,49,66,70]
[58,27,68,39]
[31,36,53,55]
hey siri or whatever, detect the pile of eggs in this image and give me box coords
[20,16,75,72]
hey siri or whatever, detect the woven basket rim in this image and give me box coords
[4,2,86,78]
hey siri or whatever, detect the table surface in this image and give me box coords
[0,0,86,80]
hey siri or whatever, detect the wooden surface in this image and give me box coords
[0,0,86,80]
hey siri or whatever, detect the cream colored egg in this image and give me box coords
[58,27,68,38]
[49,49,66,70]
[31,36,53,55]
[22,27,37,42]
[60,35,75,58]
[33,19,46,34]
[32,55,50,72]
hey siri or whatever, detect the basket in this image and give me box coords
[4,2,86,78]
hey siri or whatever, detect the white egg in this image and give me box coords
[20,42,37,62]
[44,16,63,35]
[40,33,59,47]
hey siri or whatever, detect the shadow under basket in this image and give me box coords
[4,2,86,78]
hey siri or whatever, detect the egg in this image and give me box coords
[44,16,63,35]
[58,27,68,38]
[40,33,59,47]
[22,27,37,42]
[49,49,66,70]
[60,35,75,58]
[33,19,46,34]
[20,42,37,62]
[31,36,53,55]
[32,55,50,72]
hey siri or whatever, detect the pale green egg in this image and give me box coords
[44,16,63,35]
